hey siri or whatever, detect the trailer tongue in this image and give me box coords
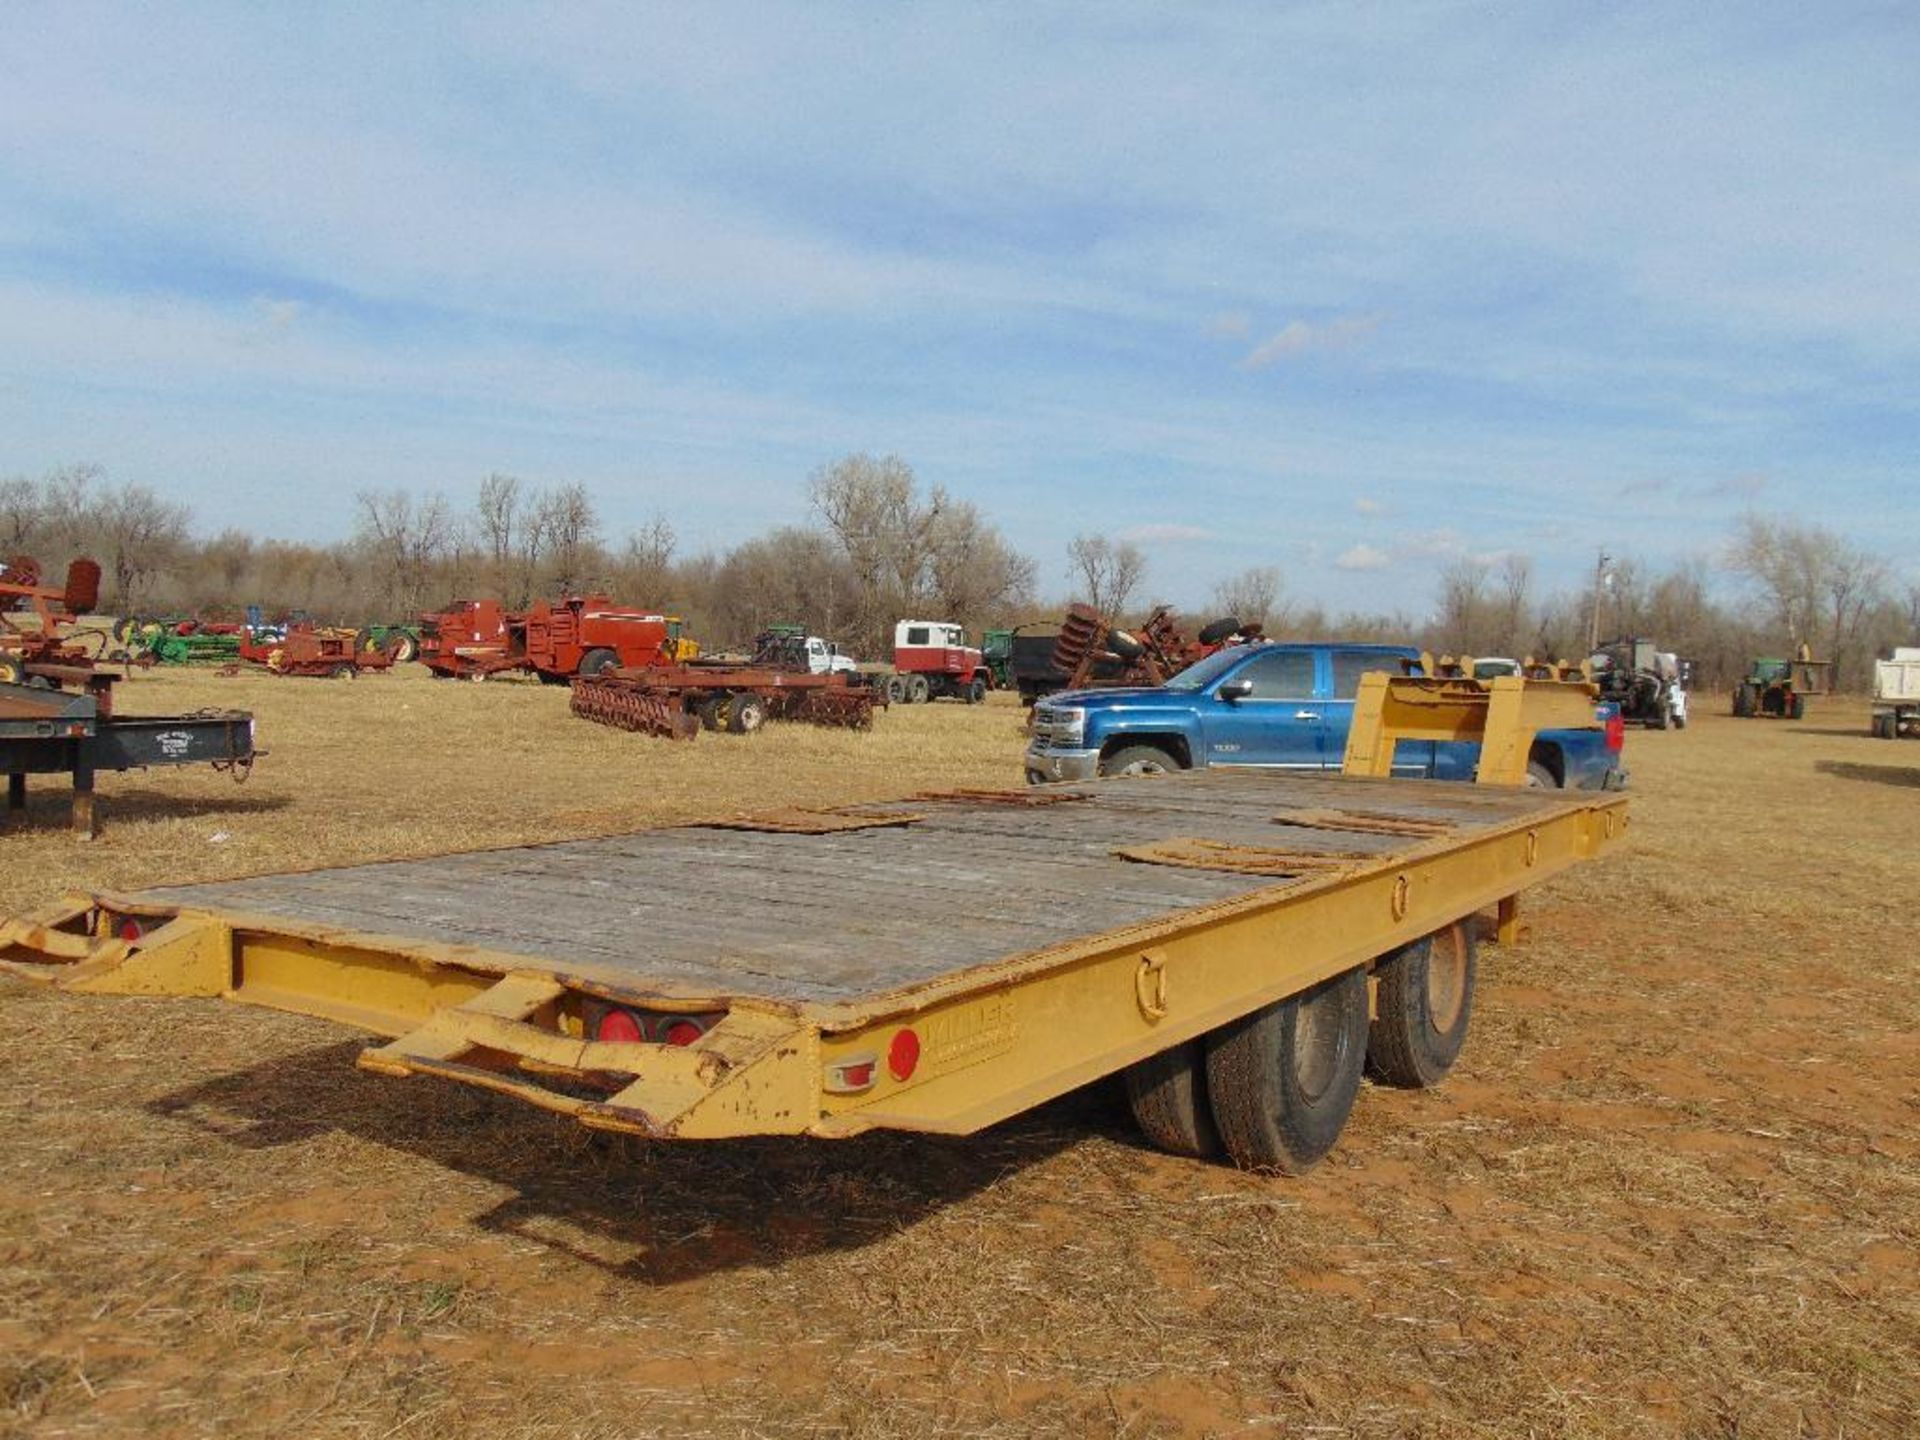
[0,675,1624,1171]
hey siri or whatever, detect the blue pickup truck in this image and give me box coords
[1024,641,1627,789]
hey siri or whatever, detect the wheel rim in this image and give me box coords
[1291,988,1347,1102]
[1425,928,1469,1033]
[1120,755,1168,776]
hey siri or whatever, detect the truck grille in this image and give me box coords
[1031,705,1084,748]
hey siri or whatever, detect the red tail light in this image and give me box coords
[888,1029,921,1082]
[1605,712,1626,752]
[597,1009,643,1043]
[661,1019,705,1047]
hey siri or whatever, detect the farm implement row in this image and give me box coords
[570,664,882,739]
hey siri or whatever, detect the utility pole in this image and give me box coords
[1587,549,1612,653]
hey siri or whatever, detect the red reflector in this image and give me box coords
[841,1060,875,1088]
[888,1028,921,1081]
[117,918,144,943]
[662,1020,703,1047]
[597,1009,643,1043]
[1605,714,1626,751]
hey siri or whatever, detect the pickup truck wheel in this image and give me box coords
[1205,966,1368,1174]
[1367,923,1476,1089]
[1125,1041,1220,1158]
[579,647,619,677]
[1100,745,1184,778]
[1523,761,1560,789]
[726,695,767,734]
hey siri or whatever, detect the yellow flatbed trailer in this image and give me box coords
[0,687,1626,1174]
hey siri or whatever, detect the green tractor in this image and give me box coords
[1732,650,1831,720]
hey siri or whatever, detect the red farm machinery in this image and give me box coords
[421,595,696,683]
[571,632,884,740]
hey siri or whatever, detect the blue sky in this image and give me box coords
[1,2,1915,615]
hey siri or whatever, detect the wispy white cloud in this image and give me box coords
[1242,314,1382,370]
[1335,543,1391,572]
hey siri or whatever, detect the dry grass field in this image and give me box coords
[1,665,1915,1438]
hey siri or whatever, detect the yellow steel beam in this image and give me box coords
[1341,672,1604,785]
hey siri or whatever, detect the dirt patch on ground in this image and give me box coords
[1,671,1915,1437]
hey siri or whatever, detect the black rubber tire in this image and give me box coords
[1524,760,1560,789]
[1124,1041,1220,1158]
[698,694,728,731]
[331,664,355,680]
[1197,617,1241,646]
[907,674,930,704]
[726,695,767,734]
[1673,710,1688,730]
[1874,712,1896,739]
[965,678,987,704]
[1732,684,1753,718]
[885,675,906,705]
[1788,694,1805,721]
[579,647,619,677]
[1650,701,1670,730]
[1367,923,1477,1089]
[1099,744,1185,778]
[1205,967,1369,1174]
[1107,628,1145,661]
[389,633,419,663]
[0,657,22,685]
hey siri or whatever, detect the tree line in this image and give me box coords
[2,459,1912,687]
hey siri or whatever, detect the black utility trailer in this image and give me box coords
[0,676,256,838]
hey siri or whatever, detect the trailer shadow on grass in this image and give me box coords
[0,786,290,834]
[146,1039,1116,1283]
[1814,759,1920,789]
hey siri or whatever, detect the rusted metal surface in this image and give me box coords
[1048,602,1260,695]
[1270,807,1458,838]
[1115,837,1370,877]
[571,658,881,738]
[568,677,702,738]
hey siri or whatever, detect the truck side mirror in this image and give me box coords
[1217,678,1254,702]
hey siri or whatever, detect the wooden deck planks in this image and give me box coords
[146,771,1569,1005]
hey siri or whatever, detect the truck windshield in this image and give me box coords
[1163,646,1258,691]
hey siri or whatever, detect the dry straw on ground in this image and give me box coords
[1,665,1915,1438]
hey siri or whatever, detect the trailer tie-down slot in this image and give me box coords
[1115,838,1369,878]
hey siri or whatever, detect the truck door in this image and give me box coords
[1200,649,1322,768]
[1320,648,1437,773]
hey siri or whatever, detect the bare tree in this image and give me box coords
[1066,533,1147,618]
[531,483,598,594]
[1730,514,1887,684]
[353,489,454,613]
[617,515,678,602]
[1210,566,1283,626]
[90,483,190,610]
[476,473,520,566]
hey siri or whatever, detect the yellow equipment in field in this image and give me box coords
[0,667,1625,1174]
